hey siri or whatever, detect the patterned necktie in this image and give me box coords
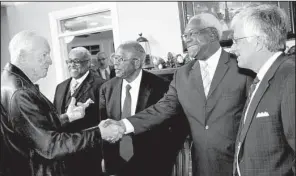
[200,61,211,97]
[243,77,260,123]
[104,69,110,80]
[70,80,79,95]
[120,84,134,161]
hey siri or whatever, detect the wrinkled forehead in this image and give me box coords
[185,18,205,32]
[68,51,88,60]
[115,48,135,59]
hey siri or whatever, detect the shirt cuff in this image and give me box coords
[122,119,134,134]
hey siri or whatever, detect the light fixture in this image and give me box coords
[136,33,152,69]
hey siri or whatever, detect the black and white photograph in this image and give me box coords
[1,1,295,176]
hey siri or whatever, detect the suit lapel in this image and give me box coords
[136,71,152,113]
[74,73,93,101]
[238,53,287,144]
[190,60,207,102]
[110,79,123,120]
[59,79,72,113]
[207,49,229,98]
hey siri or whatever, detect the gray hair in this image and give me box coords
[9,30,44,63]
[118,41,146,61]
[231,4,288,52]
[69,47,91,60]
[188,13,223,40]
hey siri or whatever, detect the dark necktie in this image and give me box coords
[242,77,260,124]
[120,84,133,161]
[105,69,110,80]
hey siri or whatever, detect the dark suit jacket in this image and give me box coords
[1,63,102,176]
[53,70,105,176]
[127,50,254,176]
[234,54,295,176]
[100,70,185,176]
[97,65,116,80]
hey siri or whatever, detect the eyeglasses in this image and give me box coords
[113,56,138,63]
[232,36,258,44]
[181,27,211,41]
[66,59,89,65]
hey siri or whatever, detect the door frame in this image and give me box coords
[49,2,120,83]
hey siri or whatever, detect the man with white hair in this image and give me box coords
[0,30,123,176]
[231,4,295,176]
[102,13,254,176]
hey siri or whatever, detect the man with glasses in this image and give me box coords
[231,4,295,176]
[101,13,254,176]
[99,41,184,176]
[95,51,116,80]
[53,47,105,176]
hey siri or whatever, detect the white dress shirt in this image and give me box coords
[99,66,110,80]
[236,51,282,176]
[198,47,221,85]
[70,70,89,91]
[121,70,143,133]
[123,48,222,134]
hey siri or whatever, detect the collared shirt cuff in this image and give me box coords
[122,119,134,134]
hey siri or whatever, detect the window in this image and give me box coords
[179,1,295,50]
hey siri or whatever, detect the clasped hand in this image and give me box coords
[99,119,126,143]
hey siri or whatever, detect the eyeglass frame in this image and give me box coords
[113,56,139,64]
[181,27,213,41]
[65,59,90,65]
[232,36,259,44]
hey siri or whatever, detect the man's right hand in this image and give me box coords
[99,119,125,143]
[66,97,93,122]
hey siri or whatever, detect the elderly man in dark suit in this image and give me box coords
[100,41,183,176]
[231,4,295,176]
[1,30,122,176]
[53,47,105,176]
[101,13,255,176]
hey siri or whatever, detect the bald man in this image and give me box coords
[99,41,182,176]
[1,31,122,176]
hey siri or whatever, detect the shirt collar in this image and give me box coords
[72,70,89,84]
[257,52,282,81]
[199,47,222,67]
[122,69,143,88]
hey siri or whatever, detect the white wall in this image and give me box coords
[1,7,11,72]
[116,2,183,58]
[2,2,183,101]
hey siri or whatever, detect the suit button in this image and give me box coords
[205,125,209,130]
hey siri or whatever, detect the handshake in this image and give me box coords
[99,119,126,143]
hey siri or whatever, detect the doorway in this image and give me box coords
[49,2,119,83]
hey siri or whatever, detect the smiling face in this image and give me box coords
[67,49,90,79]
[183,19,213,59]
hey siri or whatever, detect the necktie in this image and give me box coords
[70,80,79,95]
[105,69,110,80]
[120,84,134,161]
[200,61,211,97]
[243,77,260,123]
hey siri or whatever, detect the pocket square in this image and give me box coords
[256,111,269,118]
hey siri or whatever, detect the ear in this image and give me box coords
[255,38,264,52]
[134,58,141,68]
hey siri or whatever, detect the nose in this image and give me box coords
[48,56,53,65]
